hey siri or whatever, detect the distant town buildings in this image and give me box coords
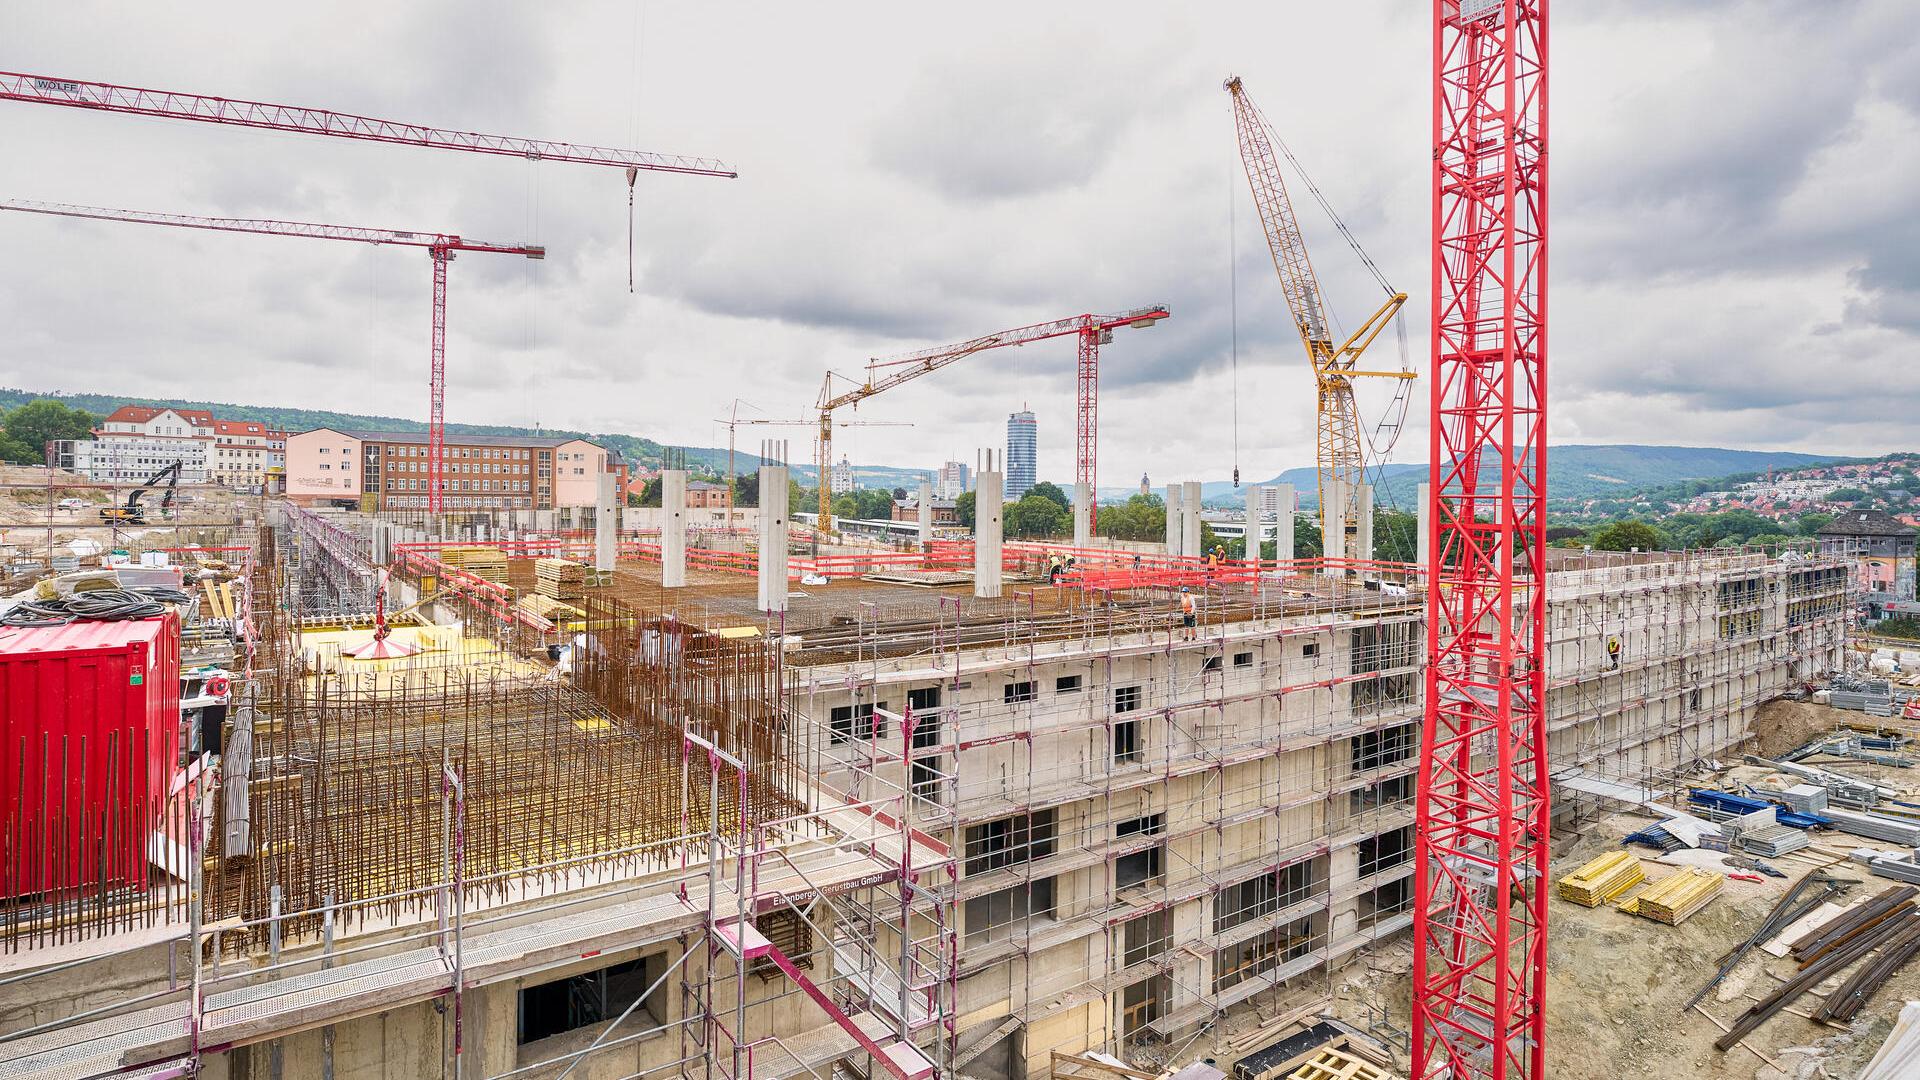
[935,460,971,500]
[1005,409,1036,500]
[829,455,855,495]
[284,427,622,511]
[891,497,959,525]
[210,419,271,488]
[65,405,219,483]
[1140,472,1150,496]
[686,479,728,508]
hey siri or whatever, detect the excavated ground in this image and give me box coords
[1152,700,1920,1080]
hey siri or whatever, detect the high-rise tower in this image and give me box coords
[1005,410,1037,500]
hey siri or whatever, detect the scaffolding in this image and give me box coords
[779,542,1854,1077]
[779,557,1425,1075]
[0,518,954,1080]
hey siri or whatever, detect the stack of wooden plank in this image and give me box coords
[1284,1047,1395,1080]
[439,546,508,581]
[1558,850,1645,907]
[1626,867,1724,925]
[517,593,581,622]
[535,557,587,600]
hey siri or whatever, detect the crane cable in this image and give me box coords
[1267,123,1419,557]
[1230,160,1240,489]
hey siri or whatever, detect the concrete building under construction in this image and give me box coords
[0,478,1853,1080]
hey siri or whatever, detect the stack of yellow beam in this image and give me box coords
[534,557,586,600]
[439,546,508,581]
[1557,850,1645,907]
[1626,867,1723,925]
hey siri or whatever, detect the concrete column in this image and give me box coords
[1273,483,1295,566]
[370,520,392,565]
[1354,483,1375,563]
[1322,480,1348,572]
[535,509,555,532]
[1181,481,1203,558]
[661,469,687,587]
[595,472,618,572]
[1164,484,1183,555]
[1417,482,1431,567]
[975,469,1004,598]
[1244,486,1264,559]
[1072,482,1091,549]
[758,465,790,613]
[917,480,933,549]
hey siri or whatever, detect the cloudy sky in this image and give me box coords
[2,2,1916,487]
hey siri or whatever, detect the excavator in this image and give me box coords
[100,461,183,524]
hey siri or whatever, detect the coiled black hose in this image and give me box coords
[0,586,196,628]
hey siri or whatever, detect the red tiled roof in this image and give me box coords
[102,405,215,426]
[213,420,267,435]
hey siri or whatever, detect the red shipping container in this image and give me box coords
[0,612,181,898]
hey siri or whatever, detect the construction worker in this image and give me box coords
[1607,635,1622,670]
[1048,553,1064,585]
[1180,585,1198,641]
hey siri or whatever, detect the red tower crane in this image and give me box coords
[0,71,735,178]
[1414,1,1549,1079]
[0,198,544,512]
[0,68,734,512]
[816,307,1170,534]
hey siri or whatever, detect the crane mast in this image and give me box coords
[1225,77,1410,543]
[1414,2,1550,1078]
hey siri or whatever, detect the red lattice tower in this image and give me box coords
[1413,1,1549,1078]
[1076,323,1100,530]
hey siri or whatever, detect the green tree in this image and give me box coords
[1027,481,1071,512]
[732,472,759,508]
[1,399,95,463]
[1796,511,1834,536]
[1372,509,1419,562]
[632,476,663,507]
[1005,493,1069,538]
[1095,493,1165,542]
[955,490,977,528]
[1877,617,1920,641]
[1829,487,1871,504]
[1592,519,1663,552]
